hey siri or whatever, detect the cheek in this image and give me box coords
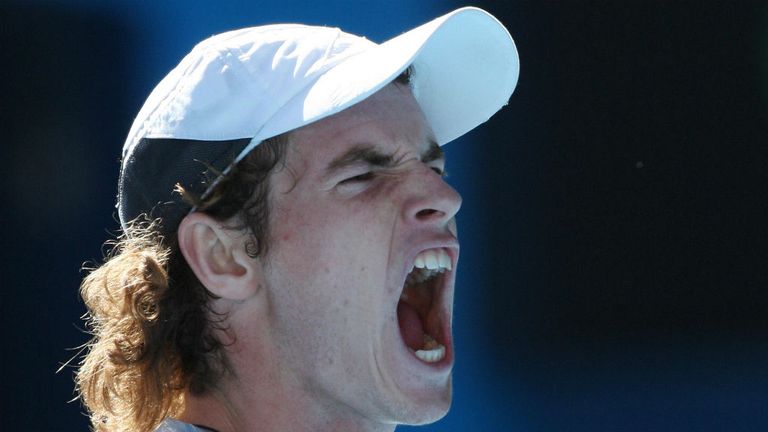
[268,200,392,315]
[267,200,369,302]
[272,192,389,260]
[266,187,400,306]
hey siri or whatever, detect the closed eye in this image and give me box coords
[430,165,449,178]
[339,171,375,184]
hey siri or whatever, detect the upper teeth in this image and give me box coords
[412,248,452,272]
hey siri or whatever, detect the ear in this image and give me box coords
[177,212,262,301]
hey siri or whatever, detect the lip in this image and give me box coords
[395,235,459,371]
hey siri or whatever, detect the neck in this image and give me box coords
[179,380,396,432]
[178,308,395,432]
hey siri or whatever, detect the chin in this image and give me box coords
[391,377,453,426]
[399,405,452,426]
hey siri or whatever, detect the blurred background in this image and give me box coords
[1,0,767,430]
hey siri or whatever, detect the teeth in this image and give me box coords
[425,250,439,269]
[415,344,446,363]
[411,248,452,272]
[405,249,452,286]
[438,251,451,270]
[414,334,446,363]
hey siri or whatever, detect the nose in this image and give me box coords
[402,165,462,227]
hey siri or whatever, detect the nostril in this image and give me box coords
[415,208,441,220]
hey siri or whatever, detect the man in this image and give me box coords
[76,7,519,432]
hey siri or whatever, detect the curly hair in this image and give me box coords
[76,134,289,432]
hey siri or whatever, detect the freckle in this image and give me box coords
[343,299,349,307]
[324,267,330,274]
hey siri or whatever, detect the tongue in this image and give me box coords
[397,300,424,351]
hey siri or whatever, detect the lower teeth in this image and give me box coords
[415,344,446,363]
[414,334,445,363]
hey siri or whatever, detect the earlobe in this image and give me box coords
[178,212,261,301]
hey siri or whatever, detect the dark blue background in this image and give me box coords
[1,1,766,430]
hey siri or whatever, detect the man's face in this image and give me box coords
[261,83,461,425]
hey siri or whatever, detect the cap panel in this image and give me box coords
[118,137,250,236]
[122,26,371,164]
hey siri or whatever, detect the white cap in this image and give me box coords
[118,7,519,233]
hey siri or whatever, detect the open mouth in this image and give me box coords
[397,248,451,364]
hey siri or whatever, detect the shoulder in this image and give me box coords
[155,419,202,432]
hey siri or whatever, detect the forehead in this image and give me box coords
[287,83,436,168]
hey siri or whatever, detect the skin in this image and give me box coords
[178,82,462,431]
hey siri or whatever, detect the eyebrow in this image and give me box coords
[422,139,444,163]
[325,139,444,176]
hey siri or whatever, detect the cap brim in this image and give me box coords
[235,6,519,162]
